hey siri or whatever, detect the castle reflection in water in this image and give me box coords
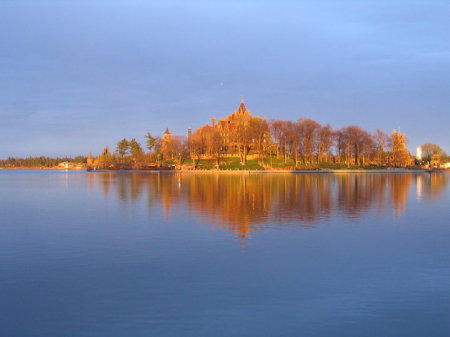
[87,172,448,241]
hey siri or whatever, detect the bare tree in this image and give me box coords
[189,130,207,168]
[339,126,373,167]
[172,136,188,167]
[298,118,320,165]
[420,143,448,161]
[270,120,285,162]
[316,124,334,164]
[231,122,253,165]
[373,129,390,166]
[249,117,270,164]
[204,127,225,167]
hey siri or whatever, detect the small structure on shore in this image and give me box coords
[431,154,441,169]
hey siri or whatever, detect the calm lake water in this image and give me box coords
[1,170,450,337]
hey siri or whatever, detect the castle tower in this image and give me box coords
[163,128,172,143]
[187,127,192,149]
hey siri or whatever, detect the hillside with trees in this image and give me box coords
[86,101,446,171]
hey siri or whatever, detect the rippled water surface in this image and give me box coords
[1,170,450,337]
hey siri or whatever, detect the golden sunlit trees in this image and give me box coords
[116,139,129,162]
[129,138,144,163]
[171,136,188,167]
[334,129,346,164]
[248,117,270,164]
[161,132,188,165]
[391,130,411,167]
[373,129,390,166]
[269,118,334,167]
[316,124,334,164]
[420,143,448,162]
[97,145,114,166]
[231,120,253,165]
[269,120,290,163]
[189,130,207,168]
[297,118,320,166]
[338,126,373,167]
[89,100,425,170]
[188,126,224,167]
[359,131,375,166]
[284,121,299,165]
[204,127,225,167]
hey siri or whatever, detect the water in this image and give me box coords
[1,170,449,337]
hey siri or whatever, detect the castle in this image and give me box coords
[189,99,268,155]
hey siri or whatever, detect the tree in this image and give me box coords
[129,138,144,162]
[269,120,290,163]
[284,121,299,165]
[98,145,114,166]
[316,124,334,164]
[152,137,163,165]
[249,117,270,164]
[373,129,390,166]
[420,143,448,161]
[339,126,373,167]
[204,127,225,167]
[161,137,174,161]
[73,155,87,163]
[145,133,157,152]
[172,136,188,167]
[298,118,320,165]
[391,130,411,167]
[189,130,207,168]
[231,121,253,165]
[334,129,346,164]
[116,139,130,159]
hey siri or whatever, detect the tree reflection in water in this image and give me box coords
[87,172,448,240]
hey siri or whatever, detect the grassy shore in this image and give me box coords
[168,157,428,172]
[89,167,431,174]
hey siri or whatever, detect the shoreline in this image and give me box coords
[0,167,84,170]
[2,168,446,174]
[86,168,436,174]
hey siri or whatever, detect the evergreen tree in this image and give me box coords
[145,133,157,151]
[116,139,130,158]
[129,138,143,161]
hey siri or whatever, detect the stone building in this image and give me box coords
[192,100,269,153]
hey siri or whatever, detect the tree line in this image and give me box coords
[102,133,187,166]
[0,156,87,168]
[102,118,447,169]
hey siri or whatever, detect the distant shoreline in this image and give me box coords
[0,167,84,170]
[2,167,445,174]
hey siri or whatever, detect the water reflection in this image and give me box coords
[87,172,448,239]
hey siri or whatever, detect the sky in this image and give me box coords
[1,0,449,157]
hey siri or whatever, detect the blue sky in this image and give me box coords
[1,0,449,157]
